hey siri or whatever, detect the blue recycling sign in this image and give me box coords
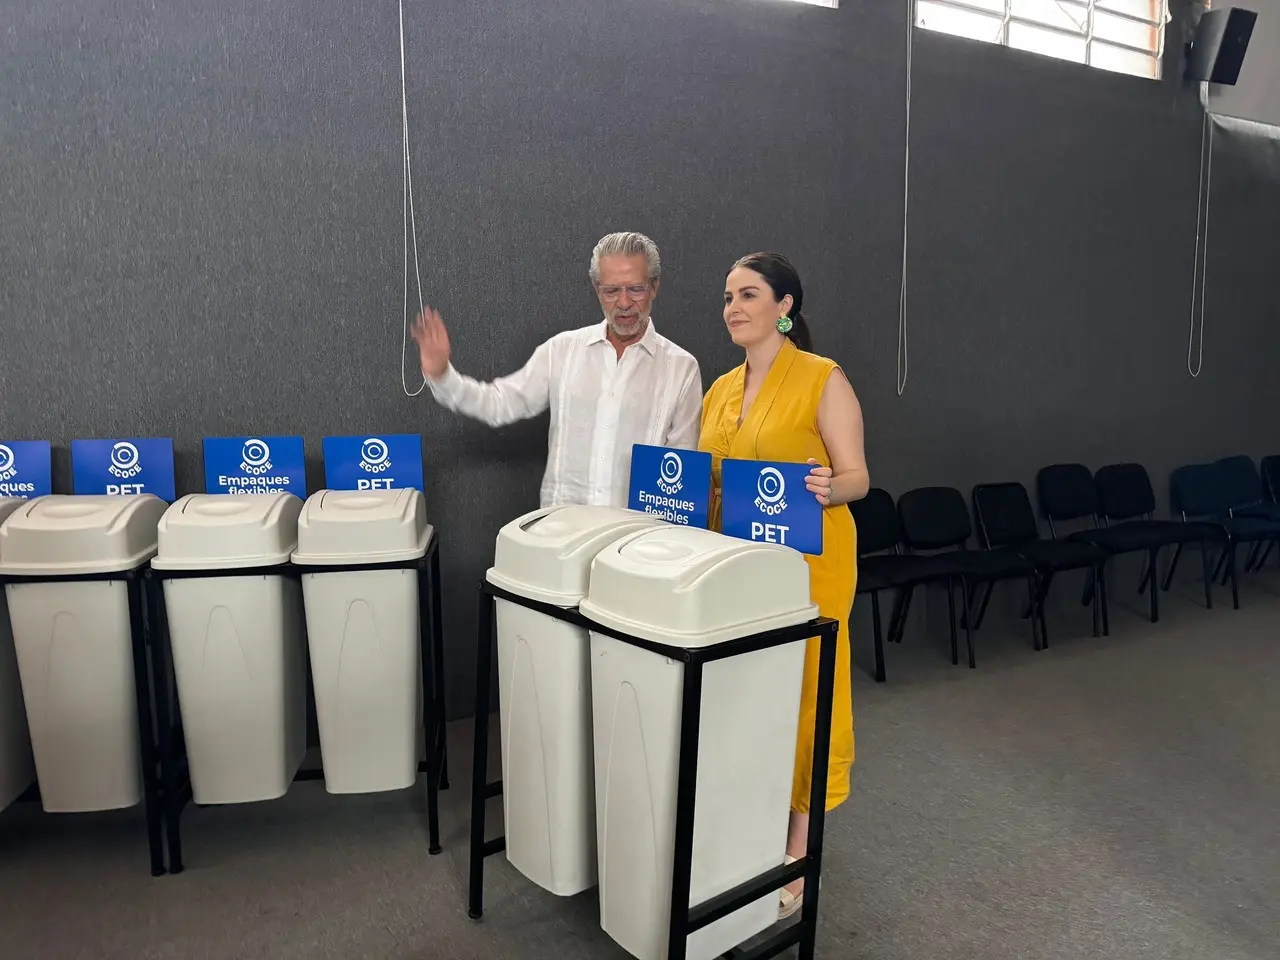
[0,440,53,499]
[322,434,424,492]
[71,438,176,501]
[203,436,307,498]
[721,458,823,556]
[628,444,711,528]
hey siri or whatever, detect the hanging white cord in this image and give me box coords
[897,2,913,397]
[400,0,427,397]
[1187,106,1213,379]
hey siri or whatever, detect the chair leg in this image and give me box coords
[1228,541,1240,610]
[1244,540,1265,573]
[888,587,912,645]
[957,580,977,630]
[1099,563,1111,637]
[1147,548,1160,623]
[959,577,977,669]
[946,577,958,666]
[1025,570,1053,619]
[1199,541,1214,610]
[1161,542,1183,591]
[870,590,886,683]
[972,580,995,631]
[1026,575,1044,650]
[1089,566,1099,638]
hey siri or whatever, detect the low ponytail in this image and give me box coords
[785,310,813,353]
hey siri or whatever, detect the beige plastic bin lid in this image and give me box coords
[0,498,23,530]
[153,493,303,571]
[485,505,663,607]
[579,525,818,648]
[291,489,431,565]
[0,494,168,577]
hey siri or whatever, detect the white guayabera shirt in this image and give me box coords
[427,319,703,508]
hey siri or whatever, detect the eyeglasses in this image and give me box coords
[597,284,652,302]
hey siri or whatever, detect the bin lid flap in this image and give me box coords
[291,488,431,565]
[579,525,818,647]
[153,493,303,570]
[0,494,168,576]
[485,505,663,606]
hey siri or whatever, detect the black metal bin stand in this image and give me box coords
[0,563,169,877]
[468,579,839,960]
[146,533,450,874]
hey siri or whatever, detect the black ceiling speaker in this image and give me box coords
[1185,7,1258,85]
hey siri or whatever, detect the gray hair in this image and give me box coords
[589,232,661,284]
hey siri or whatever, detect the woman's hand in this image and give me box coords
[805,458,833,506]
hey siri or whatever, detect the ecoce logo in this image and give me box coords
[754,466,788,516]
[239,438,273,475]
[0,444,15,483]
[656,451,684,496]
[359,437,392,474]
[108,441,143,480]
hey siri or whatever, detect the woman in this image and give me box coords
[699,252,868,920]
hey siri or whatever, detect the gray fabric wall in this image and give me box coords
[2,1,1278,715]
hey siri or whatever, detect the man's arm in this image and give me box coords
[427,338,554,427]
[663,358,704,450]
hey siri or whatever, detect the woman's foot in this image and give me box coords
[778,855,804,919]
[779,810,810,919]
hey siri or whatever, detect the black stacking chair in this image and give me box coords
[1252,455,1280,569]
[897,486,1040,668]
[1095,463,1224,620]
[850,488,957,682]
[1169,462,1280,609]
[1214,456,1280,520]
[1260,455,1280,502]
[972,482,1110,646]
[1216,455,1280,572]
[1037,463,1219,623]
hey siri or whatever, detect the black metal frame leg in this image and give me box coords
[417,555,442,856]
[146,576,185,875]
[126,573,167,877]
[429,546,449,791]
[468,588,504,920]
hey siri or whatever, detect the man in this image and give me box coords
[410,231,703,508]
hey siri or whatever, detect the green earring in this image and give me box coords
[776,315,793,334]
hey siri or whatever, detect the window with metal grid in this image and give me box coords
[916,0,1167,80]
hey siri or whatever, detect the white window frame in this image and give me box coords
[916,1,1168,78]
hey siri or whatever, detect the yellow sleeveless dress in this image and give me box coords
[698,338,856,813]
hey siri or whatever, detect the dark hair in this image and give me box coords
[730,252,813,353]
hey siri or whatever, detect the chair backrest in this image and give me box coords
[1214,455,1264,510]
[848,488,901,556]
[898,486,972,551]
[1036,463,1099,523]
[1094,463,1156,521]
[972,482,1040,548]
[1170,462,1228,518]
[1259,455,1280,502]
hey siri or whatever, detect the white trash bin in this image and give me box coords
[0,494,167,813]
[0,498,35,812]
[485,505,662,897]
[153,493,307,805]
[292,489,432,795]
[580,526,817,960]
